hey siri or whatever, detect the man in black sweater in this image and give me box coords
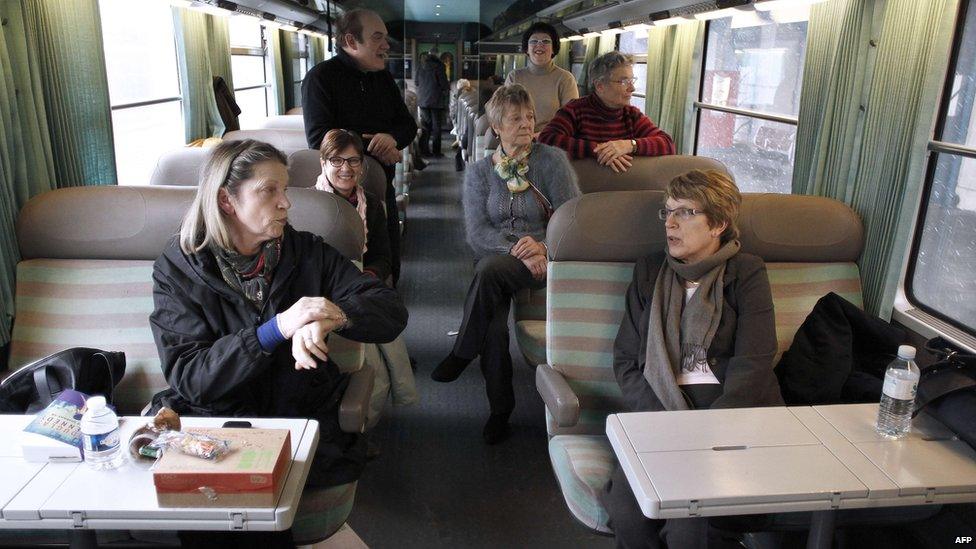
[302,8,417,285]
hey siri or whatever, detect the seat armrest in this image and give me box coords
[339,365,374,433]
[536,364,581,428]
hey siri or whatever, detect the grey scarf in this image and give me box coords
[643,240,741,410]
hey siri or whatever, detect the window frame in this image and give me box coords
[692,18,803,184]
[231,23,272,121]
[903,0,976,338]
[618,31,648,111]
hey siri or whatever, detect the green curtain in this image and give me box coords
[791,0,876,200]
[850,0,958,318]
[495,55,506,78]
[268,28,287,116]
[206,14,233,96]
[553,40,570,71]
[280,31,298,110]
[0,0,113,344]
[645,21,704,154]
[577,36,600,94]
[172,7,225,141]
[309,35,325,67]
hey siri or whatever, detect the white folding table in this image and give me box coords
[0,415,320,547]
[607,403,976,548]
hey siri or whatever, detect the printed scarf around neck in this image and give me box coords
[643,240,741,410]
[211,237,282,311]
[494,144,533,193]
[316,172,369,254]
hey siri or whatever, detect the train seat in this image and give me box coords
[8,185,371,544]
[536,190,865,534]
[512,156,731,368]
[223,128,310,154]
[254,114,305,131]
[286,106,303,115]
[150,147,324,190]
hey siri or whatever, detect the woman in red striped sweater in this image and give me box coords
[539,51,676,173]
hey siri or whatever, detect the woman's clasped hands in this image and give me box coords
[510,235,547,281]
[276,296,349,370]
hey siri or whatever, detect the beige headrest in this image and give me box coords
[361,156,388,201]
[475,115,489,135]
[223,129,310,154]
[285,107,303,115]
[255,115,305,131]
[149,148,210,186]
[287,149,323,188]
[570,155,730,193]
[17,186,365,261]
[547,191,863,263]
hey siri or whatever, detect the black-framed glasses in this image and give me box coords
[325,156,363,168]
[658,207,706,221]
[527,39,553,46]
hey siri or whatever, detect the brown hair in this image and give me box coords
[485,84,536,129]
[665,169,741,242]
[336,8,375,47]
[319,129,364,160]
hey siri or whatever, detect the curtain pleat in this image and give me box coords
[791,0,874,200]
[597,31,617,56]
[206,14,233,96]
[172,7,225,141]
[268,28,287,116]
[23,0,115,186]
[553,40,570,71]
[852,0,958,318]
[280,31,298,110]
[645,22,704,154]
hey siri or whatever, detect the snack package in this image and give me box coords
[149,430,231,461]
[128,407,182,461]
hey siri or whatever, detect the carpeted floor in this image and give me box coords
[347,155,616,548]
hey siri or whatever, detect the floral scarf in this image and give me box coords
[494,145,532,193]
[211,237,282,310]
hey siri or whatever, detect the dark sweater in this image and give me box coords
[337,188,391,281]
[538,94,676,160]
[613,251,783,412]
[301,49,418,150]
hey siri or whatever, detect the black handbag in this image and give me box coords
[913,337,976,450]
[0,348,126,414]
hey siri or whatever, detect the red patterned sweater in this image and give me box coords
[538,94,676,159]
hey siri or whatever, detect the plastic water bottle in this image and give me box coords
[876,345,920,438]
[80,396,124,470]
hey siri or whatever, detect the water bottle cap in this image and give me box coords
[897,345,916,360]
[85,396,107,410]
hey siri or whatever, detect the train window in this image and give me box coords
[229,16,270,129]
[99,0,184,185]
[694,7,810,193]
[619,30,648,112]
[907,1,976,335]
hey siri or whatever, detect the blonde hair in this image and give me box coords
[485,84,536,129]
[179,139,288,254]
[664,169,741,242]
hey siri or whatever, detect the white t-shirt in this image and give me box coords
[676,286,720,386]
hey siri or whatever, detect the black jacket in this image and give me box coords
[415,54,448,109]
[338,189,391,281]
[148,226,407,486]
[613,251,784,412]
[301,48,418,151]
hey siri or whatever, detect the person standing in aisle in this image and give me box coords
[416,46,450,157]
[302,8,417,285]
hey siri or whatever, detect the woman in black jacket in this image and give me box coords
[148,139,407,548]
[602,170,782,549]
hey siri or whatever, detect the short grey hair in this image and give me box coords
[484,84,536,129]
[179,139,287,255]
[588,50,634,92]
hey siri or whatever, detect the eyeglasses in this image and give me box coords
[658,207,706,221]
[610,77,638,87]
[325,156,363,168]
[527,39,553,46]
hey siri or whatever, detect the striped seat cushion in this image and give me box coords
[514,319,546,367]
[546,261,633,436]
[292,481,358,544]
[549,435,615,534]
[513,287,546,322]
[10,259,165,415]
[766,262,863,360]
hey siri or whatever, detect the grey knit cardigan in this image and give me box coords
[462,143,581,258]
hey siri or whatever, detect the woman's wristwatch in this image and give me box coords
[630,139,638,154]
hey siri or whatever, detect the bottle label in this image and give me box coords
[882,375,917,401]
[83,428,120,453]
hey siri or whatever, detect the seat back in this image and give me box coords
[570,155,730,193]
[149,148,211,186]
[223,129,310,154]
[285,107,303,115]
[255,115,305,131]
[12,186,365,414]
[287,149,323,188]
[544,190,865,436]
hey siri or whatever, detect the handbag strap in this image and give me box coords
[527,182,553,222]
[913,360,976,416]
[32,364,76,409]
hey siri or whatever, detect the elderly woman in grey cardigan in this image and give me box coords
[431,84,580,444]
